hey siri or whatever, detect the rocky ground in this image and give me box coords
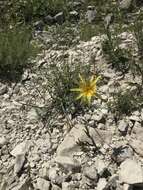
[0,1,143,190]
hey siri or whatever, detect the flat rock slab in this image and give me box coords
[57,124,112,157]
[119,159,143,185]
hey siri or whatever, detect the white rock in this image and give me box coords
[119,159,143,184]
[55,156,81,171]
[14,154,25,174]
[129,139,143,157]
[10,141,30,157]
[83,165,98,181]
[95,158,107,176]
[0,136,7,147]
[37,178,50,190]
[57,124,112,157]
[48,167,59,182]
[97,178,107,190]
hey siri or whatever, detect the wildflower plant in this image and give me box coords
[71,74,101,104]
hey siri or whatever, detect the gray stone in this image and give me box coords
[54,12,64,24]
[97,178,107,190]
[55,156,81,172]
[0,85,8,95]
[104,13,114,28]
[105,174,119,189]
[10,141,30,157]
[69,11,79,21]
[119,159,143,184]
[118,120,129,135]
[123,184,133,190]
[86,6,97,23]
[119,0,133,10]
[48,167,59,182]
[52,184,61,190]
[83,165,98,181]
[11,177,30,190]
[14,154,25,174]
[44,15,54,25]
[33,20,44,31]
[37,178,50,190]
[95,158,107,176]
[129,139,143,157]
[0,136,7,147]
[57,124,112,157]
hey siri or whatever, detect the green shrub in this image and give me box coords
[102,27,131,73]
[0,27,38,82]
[109,89,142,117]
[39,54,92,116]
[3,0,68,25]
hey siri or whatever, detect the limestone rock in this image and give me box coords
[119,159,143,184]
[14,154,25,174]
[55,156,81,172]
[83,165,98,181]
[97,178,107,190]
[37,178,50,190]
[0,136,7,147]
[10,141,30,157]
[86,6,96,23]
[57,124,112,157]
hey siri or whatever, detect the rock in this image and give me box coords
[95,158,107,176]
[37,178,50,190]
[44,15,54,25]
[11,177,30,190]
[14,154,25,174]
[123,184,133,190]
[52,184,61,190]
[27,108,39,121]
[129,115,140,122]
[10,141,30,157]
[86,6,97,23]
[83,165,98,181]
[119,159,143,184]
[97,178,107,190]
[118,119,129,135]
[55,156,81,172]
[119,0,133,10]
[132,126,143,141]
[69,11,79,22]
[104,13,114,28]
[0,85,8,95]
[33,20,44,31]
[0,136,7,147]
[129,139,143,157]
[62,182,71,190]
[48,167,59,182]
[91,113,104,122]
[57,124,112,157]
[54,12,64,24]
[112,146,133,163]
[105,174,119,189]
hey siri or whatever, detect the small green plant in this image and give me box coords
[102,27,131,73]
[0,27,38,82]
[79,22,103,41]
[131,10,143,88]
[109,89,142,117]
[38,54,93,116]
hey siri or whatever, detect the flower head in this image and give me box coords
[71,74,101,104]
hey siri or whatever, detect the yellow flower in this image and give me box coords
[71,74,101,104]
